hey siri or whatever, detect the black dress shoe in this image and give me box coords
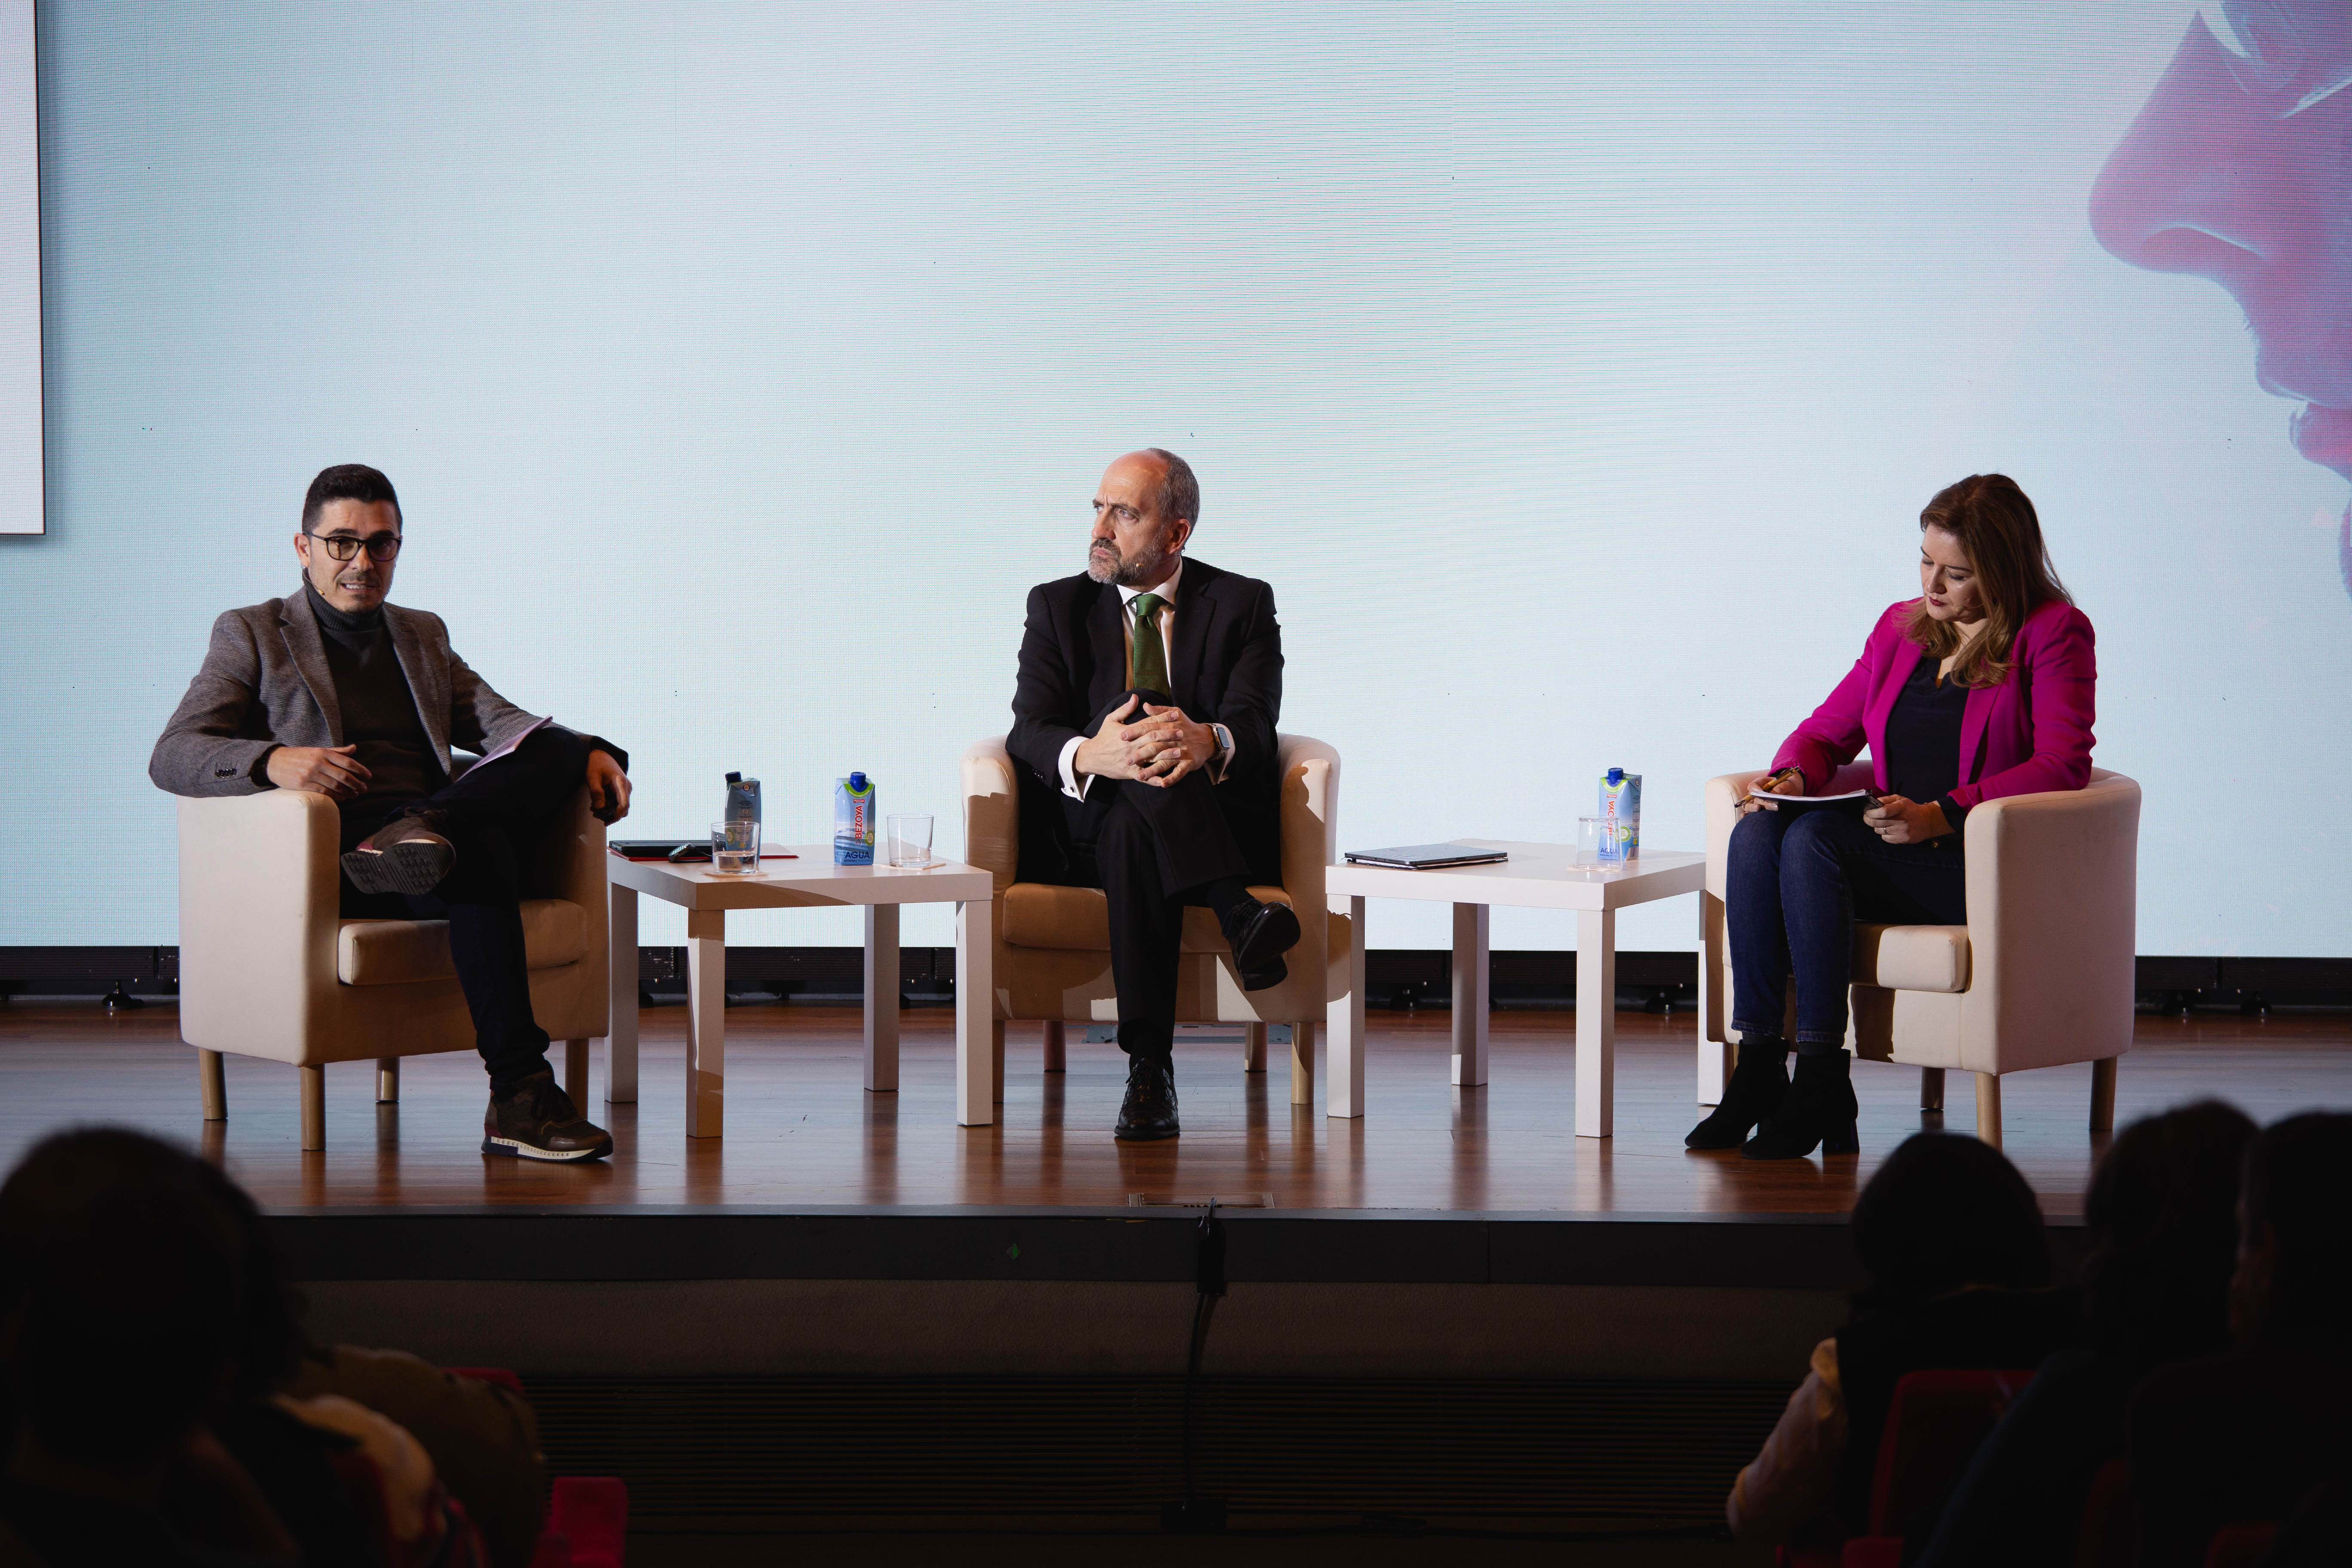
[1115,1055,1181,1142]
[1686,1038,1789,1149]
[1741,1049,1860,1160]
[483,1071,615,1162]
[1222,898,1302,992]
[343,810,456,896]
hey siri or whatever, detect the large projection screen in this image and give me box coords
[0,0,36,535]
[1,3,2347,961]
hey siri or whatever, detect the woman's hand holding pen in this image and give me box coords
[1863,794,1951,845]
[1735,768,1805,816]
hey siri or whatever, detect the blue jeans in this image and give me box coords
[1727,807,1967,1050]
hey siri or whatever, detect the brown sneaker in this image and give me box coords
[343,811,456,896]
[482,1071,614,1162]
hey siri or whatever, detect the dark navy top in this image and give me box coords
[1885,652,1970,841]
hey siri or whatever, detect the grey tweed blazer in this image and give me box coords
[149,588,546,798]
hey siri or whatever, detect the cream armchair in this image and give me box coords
[960,734,1350,1106]
[176,787,609,1149]
[1697,765,2140,1146]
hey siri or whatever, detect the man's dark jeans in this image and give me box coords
[1727,805,1966,1051]
[338,727,592,1091]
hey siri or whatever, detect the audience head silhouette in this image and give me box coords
[2080,1099,2258,1358]
[2231,1111,2352,1348]
[0,1127,300,1467]
[1849,1131,2049,1313]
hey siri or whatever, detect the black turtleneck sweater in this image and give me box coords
[302,581,447,808]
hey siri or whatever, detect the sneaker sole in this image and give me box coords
[343,842,453,896]
[480,1134,612,1162]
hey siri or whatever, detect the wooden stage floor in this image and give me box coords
[2,1002,2346,1217]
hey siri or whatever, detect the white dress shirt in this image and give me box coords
[1057,558,1236,799]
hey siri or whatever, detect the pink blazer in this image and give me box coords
[1770,598,2096,811]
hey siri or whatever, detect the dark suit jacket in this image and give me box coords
[1008,556,1284,885]
[149,589,548,797]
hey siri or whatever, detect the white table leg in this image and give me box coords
[956,897,995,1126]
[1576,907,1615,1138]
[864,904,900,1093]
[685,908,725,1138]
[599,881,639,1104]
[1451,902,1490,1087]
[1326,894,1367,1118]
[1696,891,1727,1106]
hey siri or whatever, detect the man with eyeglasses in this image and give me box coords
[1007,449,1297,1142]
[150,463,628,1162]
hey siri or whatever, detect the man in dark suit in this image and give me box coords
[150,464,628,1161]
[1008,449,1300,1141]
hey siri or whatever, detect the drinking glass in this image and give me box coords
[1576,816,1631,868]
[887,813,936,868]
[711,818,761,875]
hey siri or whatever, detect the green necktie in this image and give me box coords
[1129,592,1169,695]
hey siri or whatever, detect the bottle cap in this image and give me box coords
[1607,767,1624,785]
[850,772,867,791]
[726,772,741,784]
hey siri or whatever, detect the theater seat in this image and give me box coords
[1837,1368,2038,1568]
[175,786,610,1151]
[962,733,1351,1106]
[1698,765,2141,1145]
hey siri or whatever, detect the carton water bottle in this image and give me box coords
[833,772,876,865]
[1600,768,1642,861]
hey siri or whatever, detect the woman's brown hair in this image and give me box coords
[1903,473,2071,687]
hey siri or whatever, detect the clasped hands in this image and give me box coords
[263,743,633,822]
[1738,769,1950,845]
[1074,695,1214,788]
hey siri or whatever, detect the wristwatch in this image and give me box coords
[1208,723,1231,765]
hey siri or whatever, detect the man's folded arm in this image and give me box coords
[1008,585,1087,792]
[149,612,280,798]
[1210,579,1283,782]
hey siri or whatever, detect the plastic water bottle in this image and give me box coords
[833,772,876,865]
[724,772,761,828]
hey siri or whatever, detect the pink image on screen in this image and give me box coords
[2089,2,2352,596]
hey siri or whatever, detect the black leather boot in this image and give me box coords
[1115,1055,1181,1142]
[1741,1048,1860,1159]
[1685,1037,1789,1149]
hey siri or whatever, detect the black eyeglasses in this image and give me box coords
[307,531,402,562]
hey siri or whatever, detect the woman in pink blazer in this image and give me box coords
[1689,475,2097,1159]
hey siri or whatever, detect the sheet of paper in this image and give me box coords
[472,714,552,768]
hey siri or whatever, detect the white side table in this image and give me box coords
[598,849,997,1133]
[1324,841,1705,1136]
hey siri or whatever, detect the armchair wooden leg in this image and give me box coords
[376,1058,400,1105]
[991,1019,1006,1106]
[1289,1021,1316,1107]
[1974,1072,2001,1148]
[2089,1056,2118,1133]
[1041,1020,1066,1074]
[563,1038,589,1106]
[1243,1022,1267,1075]
[299,1066,325,1152]
[1919,1067,1944,1112]
[198,1049,226,1121]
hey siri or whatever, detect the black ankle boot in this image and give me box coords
[1741,1048,1860,1159]
[1686,1038,1789,1149]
